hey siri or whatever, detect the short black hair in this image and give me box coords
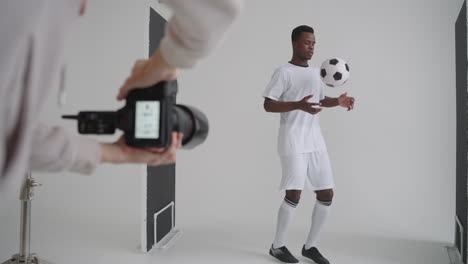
[291,25,314,42]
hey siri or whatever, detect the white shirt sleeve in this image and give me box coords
[160,0,243,68]
[263,68,289,101]
[30,124,101,174]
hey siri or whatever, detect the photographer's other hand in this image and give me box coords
[117,49,178,101]
[100,132,183,166]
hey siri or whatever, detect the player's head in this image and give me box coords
[291,25,315,61]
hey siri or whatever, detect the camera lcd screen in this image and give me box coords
[135,101,160,139]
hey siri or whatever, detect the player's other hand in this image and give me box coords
[297,95,322,115]
[100,132,183,166]
[117,49,178,101]
[338,92,355,111]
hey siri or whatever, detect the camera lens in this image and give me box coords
[172,105,209,149]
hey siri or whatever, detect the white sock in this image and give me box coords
[272,198,298,249]
[304,199,332,249]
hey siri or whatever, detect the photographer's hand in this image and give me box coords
[117,49,178,101]
[100,132,183,166]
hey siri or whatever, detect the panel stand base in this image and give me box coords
[153,229,182,250]
[447,246,464,264]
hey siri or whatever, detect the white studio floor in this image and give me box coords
[0,167,455,264]
[0,212,453,264]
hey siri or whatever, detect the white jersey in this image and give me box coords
[263,63,327,155]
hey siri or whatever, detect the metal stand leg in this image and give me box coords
[2,171,54,264]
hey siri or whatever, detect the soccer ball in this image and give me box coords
[320,58,350,87]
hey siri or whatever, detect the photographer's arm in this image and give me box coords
[159,0,243,68]
[30,124,101,174]
[30,124,182,174]
[117,0,243,100]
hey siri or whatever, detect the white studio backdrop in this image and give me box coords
[0,0,462,256]
[174,0,460,243]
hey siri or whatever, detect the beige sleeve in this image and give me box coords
[30,124,101,174]
[160,0,243,68]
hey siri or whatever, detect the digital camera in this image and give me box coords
[63,81,209,149]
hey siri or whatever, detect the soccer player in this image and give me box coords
[263,25,355,264]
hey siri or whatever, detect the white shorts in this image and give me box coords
[279,151,334,191]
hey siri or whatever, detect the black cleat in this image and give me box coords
[269,245,299,263]
[301,245,330,264]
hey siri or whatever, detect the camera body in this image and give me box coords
[64,81,208,149]
[121,81,177,148]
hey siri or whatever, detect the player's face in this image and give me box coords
[293,32,316,61]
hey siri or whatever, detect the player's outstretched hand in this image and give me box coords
[338,92,355,111]
[117,49,178,101]
[298,95,322,115]
[100,132,183,166]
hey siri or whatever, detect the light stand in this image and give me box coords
[2,171,53,264]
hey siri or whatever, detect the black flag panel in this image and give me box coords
[144,7,176,252]
[456,0,467,262]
